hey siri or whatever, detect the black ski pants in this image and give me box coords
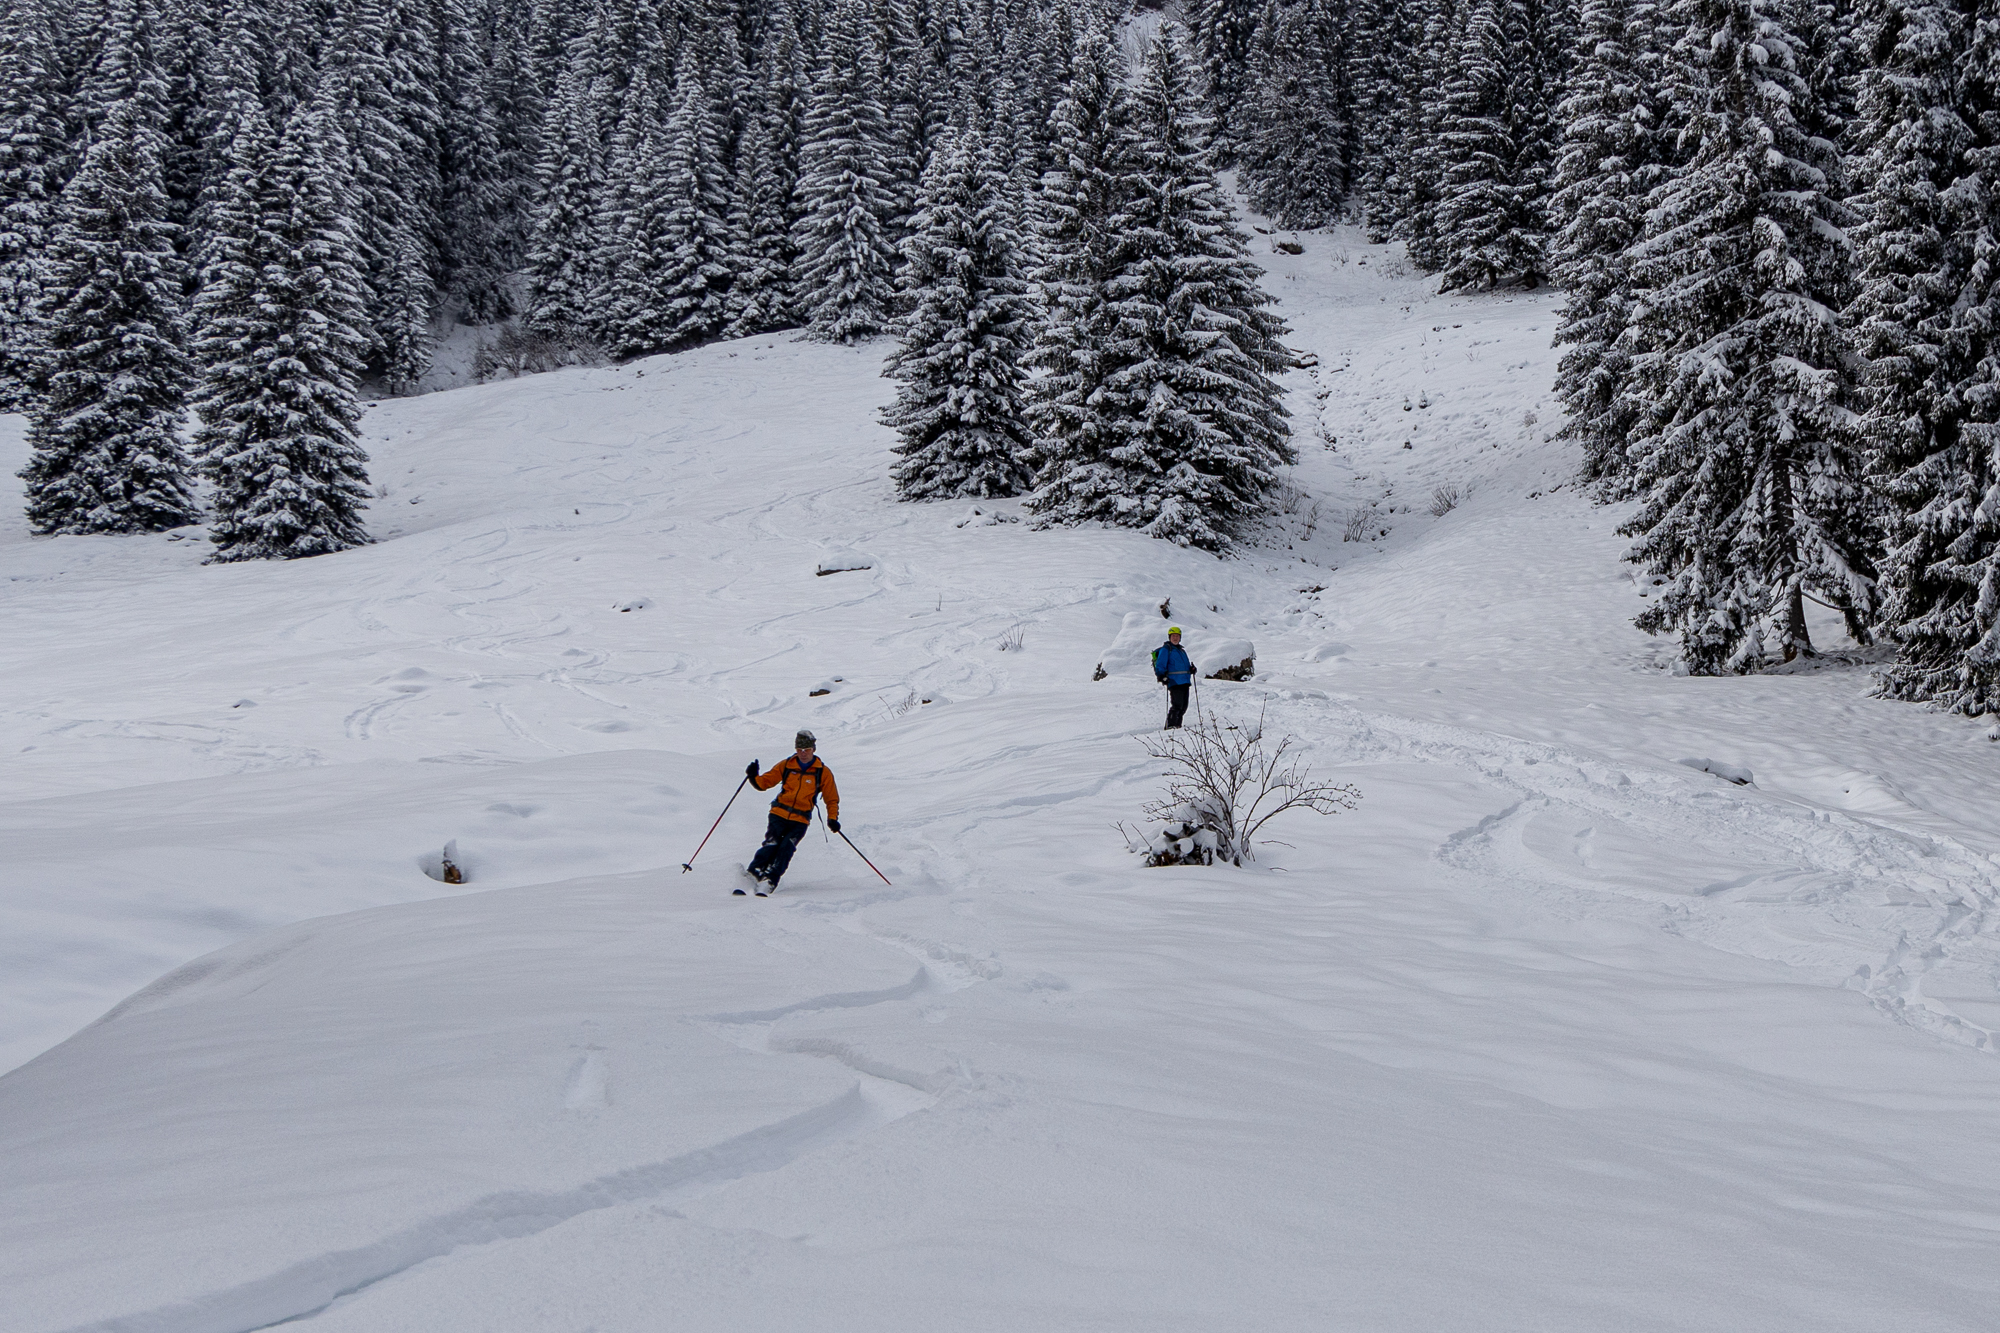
[750,812,810,884]
[1165,683,1190,729]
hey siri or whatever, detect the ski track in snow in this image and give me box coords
[82,1088,889,1333]
[33,868,1006,1333]
[1326,701,2000,1050]
[63,950,970,1333]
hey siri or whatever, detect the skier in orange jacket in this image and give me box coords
[739,730,839,895]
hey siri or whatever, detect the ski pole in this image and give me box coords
[681,776,749,872]
[837,829,893,886]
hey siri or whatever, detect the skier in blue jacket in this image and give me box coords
[1152,627,1194,729]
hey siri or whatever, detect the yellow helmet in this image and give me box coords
[1167,626,1182,635]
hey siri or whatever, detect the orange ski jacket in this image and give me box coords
[753,754,838,825]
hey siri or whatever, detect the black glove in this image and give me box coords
[745,760,759,778]
[827,818,841,833]
[1156,676,1167,686]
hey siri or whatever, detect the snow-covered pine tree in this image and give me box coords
[1799,0,1861,181]
[1029,27,1293,550]
[1393,0,1470,270]
[18,9,200,536]
[877,0,933,239]
[725,0,808,335]
[1191,0,1259,162]
[792,0,899,343]
[1548,0,1667,488]
[1352,0,1426,241]
[378,225,434,395]
[191,95,372,561]
[377,0,448,390]
[1024,24,1125,498]
[0,0,71,408]
[592,62,665,351]
[689,0,750,151]
[599,64,732,355]
[1013,0,1083,194]
[986,40,1040,212]
[1854,0,1999,715]
[1431,0,1565,289]
[524,46,605,343]
[441,0,527,325]
[1238,0,1355,229]
[883,128,1034,499]
[317,0,441,394]
[1617,0,1874,672]
[151,0,209,232]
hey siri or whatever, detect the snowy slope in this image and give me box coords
[4,232,2000,1332]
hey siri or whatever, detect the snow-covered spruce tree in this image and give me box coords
[878,0,933,241]
[883,129,1034,500]
[1548,0,1668,488]
[1431,0,1566,289]
[1854,0,2000,715]
[1013,0,1085,195]
[597,64,732,356]
[0,0,72,408]
[150,0,209,231]
[191,97,372,562]
[725,0,809,336]
[1023,25,1126,503]
[1352,0,1427,241]
[377,225,434,395]
[1238,0,1355,229]
[441,0,530,325]
[319,0,442,394]
[1617,0,1874,672]
[792,0,899,343]
[524,50,605,343]
[1028,28,1293,550]
[1392,0,1471,271]
[652,67,737,353]
[18,38,200,536]
[1191,0,1260,162]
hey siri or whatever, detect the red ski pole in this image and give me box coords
[681,777,749,872]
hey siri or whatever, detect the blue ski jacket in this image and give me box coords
[1152,642,1194,686]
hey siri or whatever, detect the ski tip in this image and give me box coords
[732,887,747,895]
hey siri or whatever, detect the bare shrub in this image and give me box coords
[1128,708,1360,867]
[1272,466,1304,512]
[472,323,601,381]
[1342,506,1373,542]
[997,623,1026,652]
[1301,499,1323,540]
[1429,484,1460,517]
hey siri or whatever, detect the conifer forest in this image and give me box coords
[0,0,1996,715]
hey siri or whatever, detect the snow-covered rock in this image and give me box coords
[1195,638,1256,680]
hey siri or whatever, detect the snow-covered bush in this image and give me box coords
[1129,709,1360,867]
